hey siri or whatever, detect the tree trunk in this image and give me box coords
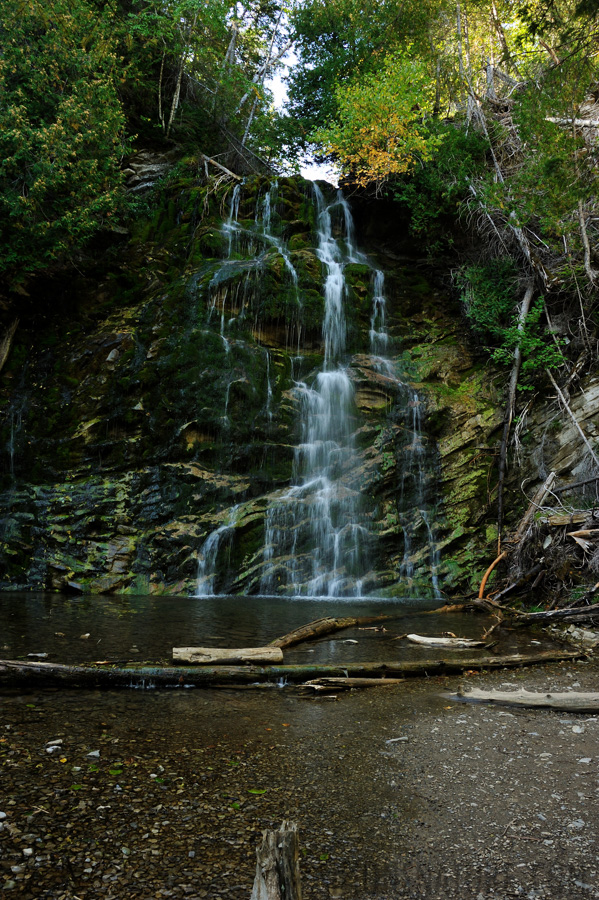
[490,0,514,69]
[250,821,302,900]
[496,279,535,550]
[452,687,599,712]
[577,199,597,286]
[173,647,284,665]
[302,677,405,691]
[270,615,396,649]
[0,650,584,689]
[546,369,599,469]
[0,319,19,375]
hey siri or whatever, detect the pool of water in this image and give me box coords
[0,592,555,668]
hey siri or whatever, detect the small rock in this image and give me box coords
[46,739,63,747]
[87,750,100,758]
[0,812,6,820]
[572,725,585,734]
[385,737,408,743]
[27,653,48,659]
[22,848,33,857]
[578,758,592,764]
[567,819,585,830]
[80,633,91,640]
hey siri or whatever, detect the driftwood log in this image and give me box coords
[451,687,599,712]
[270,615,395,649]
[0,649,584,689]
[173,647,284,664]
[406,634,486,648]
[250,821,302,900]
[516,600,599,624]
[302,677,405,692]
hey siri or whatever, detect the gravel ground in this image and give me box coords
[1,655,599,899]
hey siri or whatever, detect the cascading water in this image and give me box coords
[195,506,239,596]
[260,186,371,597]
[194,178,441,599]
[368,269,441,598]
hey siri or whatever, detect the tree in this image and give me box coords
[315,53,444,186]
[0,0,128,289]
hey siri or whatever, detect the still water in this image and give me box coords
[0,592,532,667]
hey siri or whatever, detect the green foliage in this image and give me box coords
[481,51,598,247]
[0,0,128,288]
[458,259,519,340]
[315,53,444,184]
[287,0,434,147]
[458,261,564,379]
[387,124,488,239]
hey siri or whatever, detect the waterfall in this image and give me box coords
[194,178,441,599]
[260,186,370,598]
[195,506,239,596]
[366,268,441,597]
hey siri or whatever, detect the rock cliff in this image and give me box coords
[2,164,594,598]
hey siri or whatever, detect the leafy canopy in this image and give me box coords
[315,54,444,186]
[0,0,128,286]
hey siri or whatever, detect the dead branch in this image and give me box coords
[509,471,557,544]
[553,475,599,494]
[451,686,599,711]
[270,615,396,649]
[497,279,536,550]
[479,551,507,600]
[301,677,405,692]
[201,154,241,180]
[0,319,19,375]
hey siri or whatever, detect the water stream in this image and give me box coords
[261,187,370,597]
[195,181,440,599]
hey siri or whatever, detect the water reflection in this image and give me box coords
[0,592,545,667]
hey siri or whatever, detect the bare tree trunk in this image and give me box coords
[250,822,302,900]
[241,96,259,146]
[496,279,535,551]
[490,0,514,69]
[578,199,597,286]
[456,3,466,106]
[166,57,185,136]
[434,56,442,116]
[0,319,19,376]
[158,51,166,131]
[165,12,198,137]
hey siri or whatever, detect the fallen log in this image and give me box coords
[302,677,405,692]
[201,154,241,181]
[270,614,396,649]
[0,649,585,688]
[450,687,599,712]
[516,600,599,623]
[406,634,486,648]
[250,821,302,900]
[173,647,284,665]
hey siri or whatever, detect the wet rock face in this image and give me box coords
[0,169,505,597]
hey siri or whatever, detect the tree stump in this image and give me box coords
[250,821,302,900]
